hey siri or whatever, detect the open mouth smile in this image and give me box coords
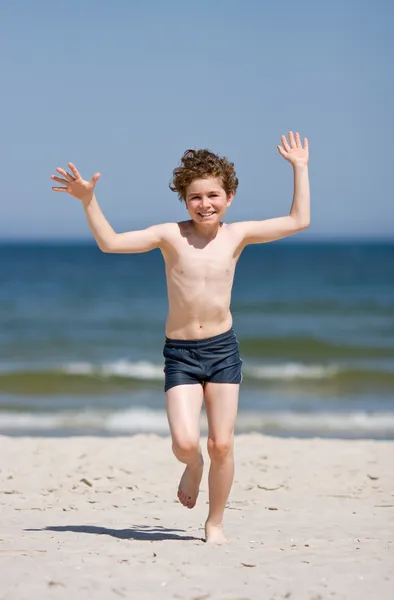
[198,211,216,218]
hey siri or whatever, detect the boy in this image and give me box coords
[51,131,310,544]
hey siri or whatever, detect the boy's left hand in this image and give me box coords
[277,131,309,167]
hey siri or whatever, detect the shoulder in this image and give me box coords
[149,222,179,239]
[151,221,189,250]
[222,221,246,241]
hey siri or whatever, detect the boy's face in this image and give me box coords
[185,177,234,225]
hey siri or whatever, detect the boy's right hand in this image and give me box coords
[51,163,100,205]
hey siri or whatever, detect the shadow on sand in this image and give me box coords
[25,524,204,542]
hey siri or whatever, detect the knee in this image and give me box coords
[172,436,200,462]
[207,436,233,462]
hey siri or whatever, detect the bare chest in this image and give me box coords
[166,244,237,285]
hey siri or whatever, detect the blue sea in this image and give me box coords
[1,241,393,438]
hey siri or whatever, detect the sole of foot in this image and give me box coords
[177,456,204,509]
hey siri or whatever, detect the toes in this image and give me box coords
[178,488,187,505]
[178,488,193,507]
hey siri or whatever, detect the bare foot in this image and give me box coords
[205,521,228,545]
[177,456,203,509]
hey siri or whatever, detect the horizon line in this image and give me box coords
[0,236,393,245]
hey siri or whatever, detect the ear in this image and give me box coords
[226,191,235,206]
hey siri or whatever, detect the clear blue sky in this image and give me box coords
[1,0,392,240]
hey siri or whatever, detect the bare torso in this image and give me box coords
[161,221,242,339]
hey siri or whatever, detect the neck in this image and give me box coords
[192,220,222,239]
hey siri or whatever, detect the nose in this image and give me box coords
[199,195,210,207]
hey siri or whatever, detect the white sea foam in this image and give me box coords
[240,411,394,435]
[244,363,340,380]
[1,407,394,437]
[61,360,340,381]
[62,360,164,380]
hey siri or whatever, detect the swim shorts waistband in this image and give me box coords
[165,328,236,349]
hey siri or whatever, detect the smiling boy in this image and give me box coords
[51,131,310,544]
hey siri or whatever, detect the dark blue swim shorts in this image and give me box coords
[163,328,243,392]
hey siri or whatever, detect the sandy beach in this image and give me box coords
[1,433,393,600]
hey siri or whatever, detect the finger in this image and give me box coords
[277,145,287,158]
[304,137,309,150]
[56,168,74,181]
[68,162,81,179]
[52,186,69,192]
[90,172,100,186]
[281,135,290,152]
[288,131,296,148]
[295,132,302,148]
[51,175,69,185]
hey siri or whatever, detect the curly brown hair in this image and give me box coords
[169,149,239,202]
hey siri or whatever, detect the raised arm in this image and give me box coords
[235,132,310,246]
[51,163,166,253]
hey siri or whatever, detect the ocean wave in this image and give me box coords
[0,407,393,438]
[244,363,340,379]
[64,360,343,381]
[63,360,164,380]
[1,360,394,395]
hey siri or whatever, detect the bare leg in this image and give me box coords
[204,382,239,544]
[166,384,204,508]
